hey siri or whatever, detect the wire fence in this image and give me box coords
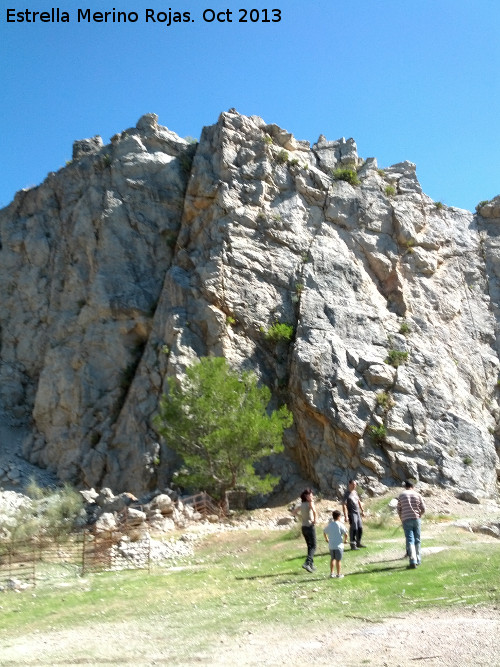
[0,529,154,590]
[0,493,228,590]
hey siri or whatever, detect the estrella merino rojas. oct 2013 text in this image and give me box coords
[5,7,282,24]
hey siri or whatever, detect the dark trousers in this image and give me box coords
[301,525,317,566]
[348,513,363,546]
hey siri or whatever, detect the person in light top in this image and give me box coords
[323,510,348,578]
[292,488,317,573]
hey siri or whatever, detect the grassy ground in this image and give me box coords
[0,515,498,664]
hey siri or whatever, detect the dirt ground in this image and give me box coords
[0,605,498,666]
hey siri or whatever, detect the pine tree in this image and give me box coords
[154,357,292,499]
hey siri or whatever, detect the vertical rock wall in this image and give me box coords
[1,110,499,498]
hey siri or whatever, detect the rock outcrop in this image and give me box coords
[1,110,499,499]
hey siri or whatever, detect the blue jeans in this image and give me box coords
[402,518,421,565]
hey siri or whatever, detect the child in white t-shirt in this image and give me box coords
[323,510,348,578]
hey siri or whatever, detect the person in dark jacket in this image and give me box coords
[342,479,366,550]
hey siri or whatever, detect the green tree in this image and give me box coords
[154,357,293,499]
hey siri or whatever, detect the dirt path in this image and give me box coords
[1,606,498,666]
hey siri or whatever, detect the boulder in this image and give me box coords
[457,490,482,505]
[95,512,118,533]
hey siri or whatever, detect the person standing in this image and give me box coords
[324,510,348,578]
[293,488,317,572]
[342,479,366,550]
[397,480,426,569]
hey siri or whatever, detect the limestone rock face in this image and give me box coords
[1,110,499,499]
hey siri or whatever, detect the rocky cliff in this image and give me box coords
[1,110,499,499]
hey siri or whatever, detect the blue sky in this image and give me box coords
[1,1,499,211]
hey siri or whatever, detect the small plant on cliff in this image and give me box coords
[463,455,473,465]
[226,315,236,326]
[264,322,295,344]
[385,349,409,368]
[263,134,273,145]
[276,150,289,164]
[385,185,396,197]
[154,357,292,500]
[476,200,490,212]
[399,320,411,336]
[332,167,360,186]
[291,283,304,304]
[376,391,394,410]
[368,423,387,442]
[435,201,444,210]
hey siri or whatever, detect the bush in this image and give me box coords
[385,185,396,197]
[276,150,289,164]
[368,424,387,442]
[399,321,411,336]
[264,322,295,344]
[1,482,84,545]
[332,167,360,186]
[385,349,409,368]
[376,391,394,410]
